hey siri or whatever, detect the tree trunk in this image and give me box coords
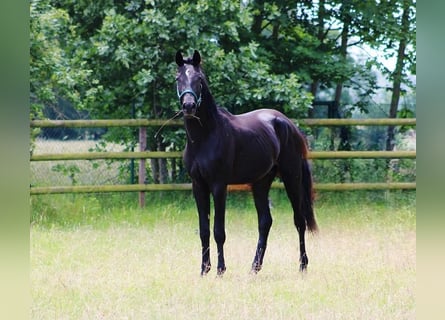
[158,141,168,184]
[308,0,326,118]
[148,138,159,184]
[138,127,146,207]
[386,0,410,152]
[308,81,318,118]
[334,2,352,182]
[171,158,176,182]
[251,0,265,35]
[385,0,410,185]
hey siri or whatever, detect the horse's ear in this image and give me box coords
[192,50,201,67]
[176,51,184,66]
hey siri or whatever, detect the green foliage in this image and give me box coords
[29,1,337,122]
[369,0,416,81]
[51,164,81,185]
[30,0,417,121]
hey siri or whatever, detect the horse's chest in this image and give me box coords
[184,143,229,181]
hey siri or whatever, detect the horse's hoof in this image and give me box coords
[251,262,262,274]
[299,253,308,272]
[216,267,226,277]
[201,263,211,276]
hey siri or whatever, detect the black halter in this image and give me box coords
[177,85,202,107]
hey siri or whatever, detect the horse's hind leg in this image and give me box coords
[281,166,309,272]
[295,215,308,271]
[251,170,276,273]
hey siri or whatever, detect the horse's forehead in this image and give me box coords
[183,64,199,77]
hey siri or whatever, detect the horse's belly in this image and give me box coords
[228,131,279,183]
[229,155,275,184]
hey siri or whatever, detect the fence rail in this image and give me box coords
[30,150,416,161]
[30,118,416,195]
[30,118,416,128]
[30,182,416,195]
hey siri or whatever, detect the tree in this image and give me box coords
[30,0,90,151]
[30,0,312,182]
[375,0,416,152]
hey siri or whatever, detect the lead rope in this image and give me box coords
[154,110,202,144]
[154,110,183,139]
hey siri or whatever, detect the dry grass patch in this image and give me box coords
[31,203,415,319]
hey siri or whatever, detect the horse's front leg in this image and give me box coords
[192,180,211,276]
[212,184,227,276]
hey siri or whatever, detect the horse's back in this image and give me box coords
[234,108,308,160]
[230,109,284,152]
[234,109,296,132]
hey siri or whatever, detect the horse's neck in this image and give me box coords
[184,83,220,142]
[184,99,219,144]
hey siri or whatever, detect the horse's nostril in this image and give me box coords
[183,102,196,113]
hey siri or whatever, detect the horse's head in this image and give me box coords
[175,50,203,119]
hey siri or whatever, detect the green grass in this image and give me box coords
[30,191,415,319]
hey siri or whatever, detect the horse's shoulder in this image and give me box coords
[216,107,238,130]
[217,106,234,117]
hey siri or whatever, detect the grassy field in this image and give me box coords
[30,191,415,319]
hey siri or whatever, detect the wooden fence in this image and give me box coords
[30,118,416,197]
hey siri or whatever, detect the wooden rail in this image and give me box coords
[30,150,416,161]
[30,118,416,128]
[30,182,416,195]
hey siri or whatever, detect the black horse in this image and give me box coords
[175,50,317,276]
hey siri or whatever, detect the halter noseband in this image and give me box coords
[177,84,202,107]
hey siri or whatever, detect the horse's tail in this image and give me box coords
[274,115,317,232]
[295,129,318,233]
[301,155,318,232]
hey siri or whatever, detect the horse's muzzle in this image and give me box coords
[182,101,197,118]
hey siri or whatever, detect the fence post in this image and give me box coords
[139,127,147,208]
